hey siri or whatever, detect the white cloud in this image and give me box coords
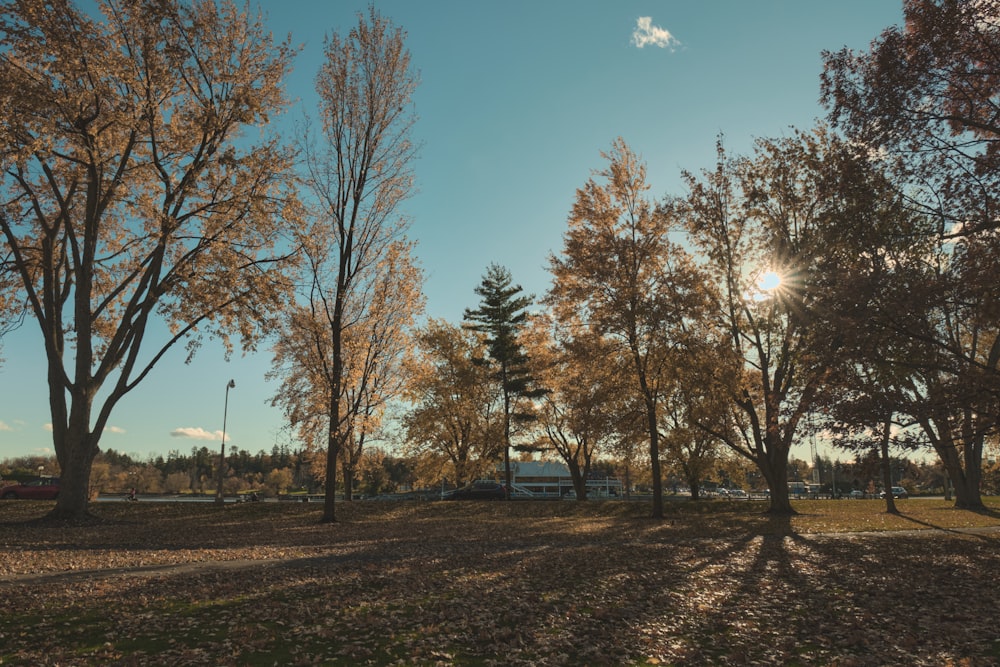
[43,423,53,432]
[170,427,224,441]
[632,17,680,50]
[106,426,127,434]
[0,421,12,432]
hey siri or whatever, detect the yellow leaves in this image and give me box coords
[551,139,705,342]
[269,9,420,500]
[3,0,299,343]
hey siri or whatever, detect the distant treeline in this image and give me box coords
[1,445,412,498]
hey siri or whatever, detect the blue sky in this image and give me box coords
[0,1,904,462]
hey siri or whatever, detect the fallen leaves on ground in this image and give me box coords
[0,499,998,666]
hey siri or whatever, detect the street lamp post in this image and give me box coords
[215,379,235,505]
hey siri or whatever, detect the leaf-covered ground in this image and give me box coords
[1,498,998,666]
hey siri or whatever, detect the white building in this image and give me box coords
[496,461,623,498]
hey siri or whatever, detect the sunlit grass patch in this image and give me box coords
[788,498,1000,534]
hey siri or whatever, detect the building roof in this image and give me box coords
[508,461,570,478]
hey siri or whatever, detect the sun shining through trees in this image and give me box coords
[758,270,783,292]
[745,269,784,303]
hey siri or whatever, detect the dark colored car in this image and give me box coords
[1,477,60,500]
[442,481,506,501]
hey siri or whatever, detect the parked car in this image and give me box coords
[727,489,749,500]
[442,481,506,501]
[849,490,865,499]
[880,486,909,499]
[1,477,60,500]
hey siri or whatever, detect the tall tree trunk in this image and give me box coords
[647,397,663,519]
[50,423,99,522]
[740,397,796,515]
[955,422,985,511]
[567,458,587,501]
[502,381,513,501]
[927,417,985,511]
[342,457,356,501]
[759,446,794,515]
[49,378,101,521]
[453,452,468,489]
[322,386,341,523]
[764,474,793,514]
[321,266,348,523]
[942,453,984,510]
[879,415,899,515]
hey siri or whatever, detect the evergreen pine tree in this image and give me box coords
[464,264,546,499]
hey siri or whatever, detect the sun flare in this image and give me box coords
[758,270,782,291]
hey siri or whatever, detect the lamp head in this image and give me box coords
[227,379,236,389]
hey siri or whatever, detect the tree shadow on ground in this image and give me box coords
[3,501,1000,665]
[895,511,1000,541]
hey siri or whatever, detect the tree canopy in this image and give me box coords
[549,139,710,518]
[821,0,1000,509]
[0,0,298,519]
[274,6,422,523]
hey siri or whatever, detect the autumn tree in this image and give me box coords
[464,264,545,499]
[268,307,330,477]
[821,0,1000,509]
[819,363,917,514]
[782,127,933,514]
[660,376,731,501]
[526,314,624,500]
[845,239,1000,511]
[355,447,402,497]
[0,0,297,520]
[338,244,423,501]
[548,138,710,519]
[401,319,502,488]
[270,241,422,501]
[811,234,938,514]
[678,132,851,514]
[264,467,295,496]
[645,312,741,501]
[273,7,420,523]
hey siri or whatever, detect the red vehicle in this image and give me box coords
[1,477,60,500]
